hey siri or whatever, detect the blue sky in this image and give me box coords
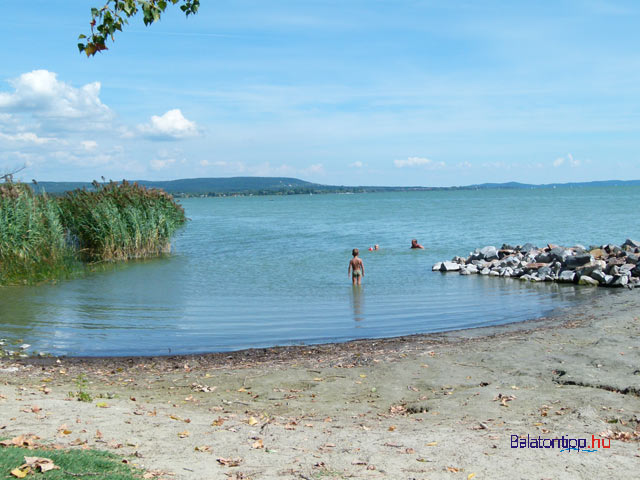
[1,0,640,186]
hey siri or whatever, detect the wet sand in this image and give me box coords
[1,290,639,479]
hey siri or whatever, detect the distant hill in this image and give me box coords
[33,177,322,195]
[468,179,640,189]
[29,176,640,196]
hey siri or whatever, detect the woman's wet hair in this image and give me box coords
[352,248,359,256]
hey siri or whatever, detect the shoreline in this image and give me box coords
[13,296,577,366]
[1,290,639,479]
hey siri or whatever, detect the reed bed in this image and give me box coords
[0,180,186,284]
[59,180,186,262]
[0,183,75,284]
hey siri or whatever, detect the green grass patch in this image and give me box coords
[0,446,142,480]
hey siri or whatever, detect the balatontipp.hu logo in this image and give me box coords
[511,434,611,452]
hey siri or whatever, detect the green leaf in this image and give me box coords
[78,34,87,39]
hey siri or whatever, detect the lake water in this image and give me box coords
[1,186,638,356]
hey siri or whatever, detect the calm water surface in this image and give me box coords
[1,187,638,356]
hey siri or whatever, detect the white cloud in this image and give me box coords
[50,150,113,167]
[81,140,98,151]
[247,162,296,177]
[457,161,472,169]
[393,156,445,169]
[150,157,177,170]
[567,153,580,167]
[303,163,324,175]
[481,161,510,169]
[200,159,233,168]
[553,153,580,168]
[0,70,112,124]
[349,161,363,168]
[0,131,56,145]
[139,109,199,140]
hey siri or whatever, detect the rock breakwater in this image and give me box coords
[433,239,640,288]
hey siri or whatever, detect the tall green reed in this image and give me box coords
[0,183,76,284]
[58,180,186,262]
[0,180,186,285]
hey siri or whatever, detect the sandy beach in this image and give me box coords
[1,289,639,479]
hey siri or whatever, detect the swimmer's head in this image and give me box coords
[374,244,379,250]
[352,248,359,257]
[411,239,418,246]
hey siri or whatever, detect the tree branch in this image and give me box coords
[0,166,25,183]
[79,0,200,56]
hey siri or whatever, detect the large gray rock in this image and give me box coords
[519,243,536,255]
[432,262,443,271]
[632,265,640,277]
[575,261,606,276]
[611,275,629,287]
[622,239,640,249]
[501,256,520,268]
[605,244,623,256]
[590,270,607,284]
[440,261,461,272]
[538,266,552,277]
[549,247,569,263]
[578,275,599,286]
[565,253,593,268]
[472,259,490,269]
[480,267,490,275]
[607,264,620,276]
[626,254,639,265]
[620,264,636,274]
[480,246,498,261]
[469,251,483,262]
[535,252,553,263]
[465,264,479,274]
[500,267,514,277]
[558,270,576,283]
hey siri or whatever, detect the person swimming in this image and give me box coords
[411,239,424,249]
[348,248,364,285]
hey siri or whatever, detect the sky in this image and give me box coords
[1,0,640,186]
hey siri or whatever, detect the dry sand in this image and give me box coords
[1,289,639,479]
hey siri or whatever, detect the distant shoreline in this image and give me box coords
[28,176,640,198]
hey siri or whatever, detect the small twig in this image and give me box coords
[63,472,102,477]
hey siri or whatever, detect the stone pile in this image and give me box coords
[432,239,640,288]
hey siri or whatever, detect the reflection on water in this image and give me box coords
[0,188,636,356]
[350,285,365,323]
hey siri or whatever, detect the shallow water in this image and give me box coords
[1,187,638,356]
